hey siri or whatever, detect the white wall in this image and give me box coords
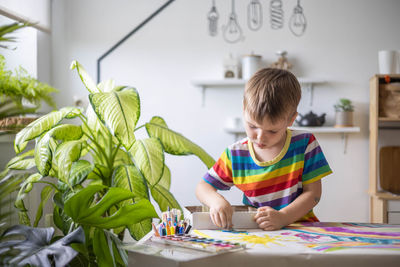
[49,0,400,223]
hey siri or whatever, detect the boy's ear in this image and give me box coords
[288,112,298,126]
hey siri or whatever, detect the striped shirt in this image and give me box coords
[203,129,332,222]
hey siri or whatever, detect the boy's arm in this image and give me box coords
[254,179,322,230]
[195,179,233,229]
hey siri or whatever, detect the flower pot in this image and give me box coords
[334,111,353,127]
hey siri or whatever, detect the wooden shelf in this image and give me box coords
[378,117,400,122]
[224,126,360,134]
[224,126,360,154]
[369,192,400,201]
[192,78,326,106]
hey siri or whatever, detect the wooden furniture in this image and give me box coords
[369,74,400,223]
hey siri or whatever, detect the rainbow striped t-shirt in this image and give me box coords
[203,129,332,222]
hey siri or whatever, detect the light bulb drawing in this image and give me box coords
[270,0,284,30]
[247,0,263,31]
[289,0,307,36]
[222,0,244,43]
[207,0,219,36]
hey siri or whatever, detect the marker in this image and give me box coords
[152,223,160,237]
[184,224,192,234]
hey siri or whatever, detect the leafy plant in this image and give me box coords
[0,22,29,50]
[2,60,214,266]
[334,98,354,112]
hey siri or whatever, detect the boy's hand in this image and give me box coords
[254,206,288,231]
[209,198,233,229]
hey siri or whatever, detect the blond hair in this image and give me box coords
[243,68,301,123]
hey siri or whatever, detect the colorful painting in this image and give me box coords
[193,222,400,253]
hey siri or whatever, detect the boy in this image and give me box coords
[195,68,332,231]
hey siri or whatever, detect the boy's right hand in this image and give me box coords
[209,197,233,229]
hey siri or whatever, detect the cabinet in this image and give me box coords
[369,74,400,223]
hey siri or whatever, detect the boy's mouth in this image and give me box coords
[255,142,266,148]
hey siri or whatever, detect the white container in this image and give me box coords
[242,54,262,80]
[378,50,397,74]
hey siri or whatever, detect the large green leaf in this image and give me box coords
[64,185,157,229]
[69,160,93,187]
[129,138,164,186]
[54,140,83,184]
[6,149,34,168]
[158,164,171,190]
[33,185,53,227]
[145,116,215,168]
[70,60,99,94]
[0,225,84,267]
[150,183,182,213]
[127,219,152,241]
[93,229,127,267]
[14,107,81,154]
[113,164,148,200]
[7,158,35,170]
[89,87,140,150]
[113,149,132,167]
[35,124,83,176]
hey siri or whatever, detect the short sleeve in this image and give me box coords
[302,134,332,185]
[202,148,234,190]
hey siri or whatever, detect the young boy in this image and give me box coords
[195,68,332,231]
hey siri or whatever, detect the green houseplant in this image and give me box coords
[0,22,58,134]
[0,60,214,266]
[334,98,354,127]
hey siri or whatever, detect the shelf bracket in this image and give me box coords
[201,86,206,107]
[303,83,314,106]
[341,132,348,154]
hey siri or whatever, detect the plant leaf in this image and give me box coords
[14,107,81,154]
[158,164,171,190]
[93,228,126,267]
[15,173,43,211]
[129,138,164,186]
[64,185,157,229]
[0,225,85,267]
[145,116,215,168]
[33,185,53,227]
[70,60,99,94]
[89,87,140,150]
[54,140,83,184]
[7,158,35,170]
[112,164,148,200]
[127,219,152,241]
[69,160,93,188]
[150,183,182,213]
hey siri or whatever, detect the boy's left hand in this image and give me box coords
[254,206,288,231]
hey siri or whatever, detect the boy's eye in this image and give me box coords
[249,125,257,129]
[269,131,277,134]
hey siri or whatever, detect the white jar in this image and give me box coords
[242,54,262,80]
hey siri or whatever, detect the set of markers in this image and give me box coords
[150,208,246,253]
[152,208,192,237]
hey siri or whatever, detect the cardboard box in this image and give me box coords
[185,205,259,230]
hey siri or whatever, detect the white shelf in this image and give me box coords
[224,126,360,154]
[192,78,327,106]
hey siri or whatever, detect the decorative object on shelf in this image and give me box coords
[207,0,219,36]
[270,0,284,30]
[334,98,354,127]
[379,146,400,195]
[296,111,326,127]
[241,53,262,80]
[223,0,244,43]
[379,77,400,118]
[270,50,292,70]
[247,0,263,31]
[289,0,307,37]
[378,50,398,74]
[223,53,240,78]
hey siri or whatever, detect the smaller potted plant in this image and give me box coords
[334,98,354,127]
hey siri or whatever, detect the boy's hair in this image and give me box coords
[243,68,301,123]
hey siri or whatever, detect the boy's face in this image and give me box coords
[243,111,296,150]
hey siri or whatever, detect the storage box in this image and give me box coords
[184,205,259,230]
[379,82,400,118]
